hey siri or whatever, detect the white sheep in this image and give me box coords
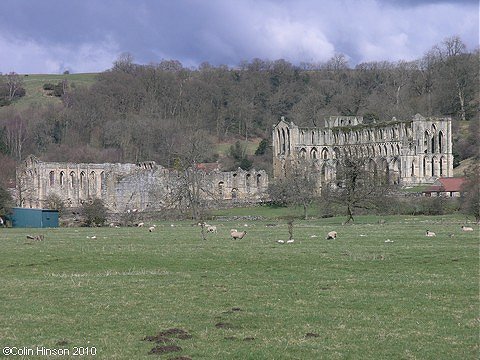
[326,231,337,240]
[207,225,217,233]
[287,239,295,244]
[137,222,144,227]
[461,226,474,232]
[149,226,155,232]
[425,230,436,237]
[230,230,247,240]
[277,240,285,244]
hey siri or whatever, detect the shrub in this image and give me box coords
[82,198,108,226]
[45,193,65,216]
[43,83,55,91]
[254,139,269,155]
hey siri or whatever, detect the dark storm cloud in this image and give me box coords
[0,0,477,73]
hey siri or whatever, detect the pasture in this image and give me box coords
[0,215,478,359]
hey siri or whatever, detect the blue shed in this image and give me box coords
[10,208,59,228]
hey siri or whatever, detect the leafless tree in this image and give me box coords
[5,72,24,101]
[326,157,392,224]
[268,160,318,219]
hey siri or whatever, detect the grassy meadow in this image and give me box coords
[0,214,478,359]
[1,73,97,112]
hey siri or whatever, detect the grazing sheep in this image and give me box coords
[230,230,247,240]
[207,225,217,233]
[137,222,145,227]
[425,230,436,237]
[287,239,295,244]
[461,226,474,232]
[277,240,285,244]
[326,231,337,240]
[149,226,155,232]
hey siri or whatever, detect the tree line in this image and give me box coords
[0,35,478,188]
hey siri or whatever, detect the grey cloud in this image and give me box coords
[0,0,477,73]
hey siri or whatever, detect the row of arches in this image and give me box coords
[48,170,105,190]
[413,156,448,177]
[277,127,291,155]
[298,143,403,161]
[299,125,412,146]
[230,172,263,188]
[423,127,445,154]
[314,156,401,186]
[47,170,107,201]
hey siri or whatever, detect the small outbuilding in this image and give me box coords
[9,208,59,228]
[423,177,465,197]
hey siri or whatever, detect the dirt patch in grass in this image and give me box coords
[243,337,255,341]
[305,332,320,338]
[167,357,192,360]
[222,307,243,315]
[148,345,182,354]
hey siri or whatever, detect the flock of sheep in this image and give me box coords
[114,218,476,242]
[425,225,474,237]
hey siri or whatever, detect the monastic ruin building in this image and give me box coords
[17,156,268,211]
[273,114,453,186]
[16,114,454,212]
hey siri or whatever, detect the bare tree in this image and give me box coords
[5,72,24,101]
[268,160,318,219]
[159,128,216,220]
[2,114,28,161]
[460,163,480,222]
[326,157,391,224]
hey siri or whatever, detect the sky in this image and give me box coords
[0,0,478,74]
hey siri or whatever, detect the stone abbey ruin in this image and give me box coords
[17,113,453,212]
[17,158,268,212]
[273,113,453,186]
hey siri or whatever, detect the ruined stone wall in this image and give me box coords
[273,114,453,186]
[16,156,269,212]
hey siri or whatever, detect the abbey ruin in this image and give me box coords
[273,114,453,186]
[16,113,453,212]
[17,157,268,212]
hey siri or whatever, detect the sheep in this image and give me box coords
[461,226,474,232]
[137,222,145,227]
[286,239,295,244]
[425,230,436,237]
[149,226,155,232]
[230,230,247,240]
[326,231,337,240]
[277,240,285,244]
[207,225,217,233]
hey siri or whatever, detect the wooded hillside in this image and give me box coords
[0,36,478,186]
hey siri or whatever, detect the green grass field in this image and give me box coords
[2,73,97,111]
[0,215,478,359]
